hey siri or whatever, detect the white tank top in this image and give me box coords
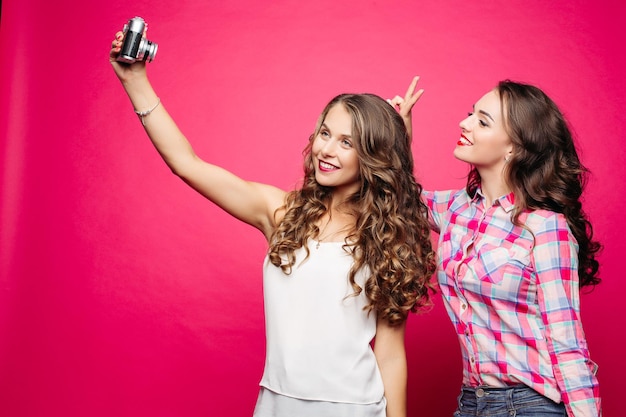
[259,240,384,404]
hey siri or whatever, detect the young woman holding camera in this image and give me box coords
[109,26,436,417]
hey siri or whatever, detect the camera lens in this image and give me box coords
[137,38,158,63]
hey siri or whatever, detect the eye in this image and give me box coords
[479,120,488,127]
[320,129,330,138]
[341,138,353,148]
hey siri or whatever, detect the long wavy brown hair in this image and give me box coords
[466,80,601,287]
[268,93,436,326]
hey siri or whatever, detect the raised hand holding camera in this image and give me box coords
[109,17,161,126]
[116,17,158,64]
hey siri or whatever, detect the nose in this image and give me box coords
[320,138,337,156]
[459,114,472,132]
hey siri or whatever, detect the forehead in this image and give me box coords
[323,104,353,136]
[475,90,504,121]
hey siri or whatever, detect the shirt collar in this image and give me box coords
[473,187,516,213]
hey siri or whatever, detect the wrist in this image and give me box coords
[120,71,150,89]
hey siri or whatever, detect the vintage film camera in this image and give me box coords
[116,17,158,63]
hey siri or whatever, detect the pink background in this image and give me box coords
[1,1,624,416]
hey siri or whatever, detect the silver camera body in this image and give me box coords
[117,17,158,63]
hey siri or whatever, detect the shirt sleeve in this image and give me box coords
[532,213,601,417]
[422,189,456,234]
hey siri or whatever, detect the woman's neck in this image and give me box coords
[317,209,355,244]
[478,171,510,207]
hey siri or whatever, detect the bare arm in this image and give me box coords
[388,76,423,144]
[374,318,408,417]
[110,31,285,238]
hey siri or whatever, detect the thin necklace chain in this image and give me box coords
[315,217,351,249]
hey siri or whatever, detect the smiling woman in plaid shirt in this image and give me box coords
[390,77,602,417]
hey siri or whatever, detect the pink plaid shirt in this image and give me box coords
[424,188,601,417]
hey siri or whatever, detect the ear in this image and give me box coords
[505,143,514,161]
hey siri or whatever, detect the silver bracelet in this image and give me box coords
[135,97,161,126]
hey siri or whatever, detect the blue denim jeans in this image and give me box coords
[454,385,566,417]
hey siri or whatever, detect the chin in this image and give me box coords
[314,174,331,187]
[452,148,469,163]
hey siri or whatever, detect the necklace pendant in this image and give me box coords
[316,240,320,249]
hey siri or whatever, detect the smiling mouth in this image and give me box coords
[319,161,338,171]
[457,135,473,146]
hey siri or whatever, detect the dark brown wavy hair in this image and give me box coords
[268,93,436,325]
[466,80,601,287]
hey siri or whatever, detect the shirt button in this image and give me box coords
[470,357,475,363]
[461,303,467,310]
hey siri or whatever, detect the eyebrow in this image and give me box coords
[479,110,495,122]
[473,105,495,122]
[321,122,352,138]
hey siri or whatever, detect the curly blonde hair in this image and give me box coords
[268,93,436,326]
